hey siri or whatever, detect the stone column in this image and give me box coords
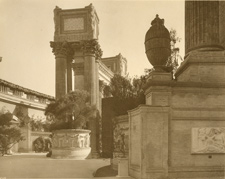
[82,40,102,106]
[82,40,102,158]
[72,62,85,90]
[67,55,73,93]
[185,1,224,53]
[95,60,100,110]
[50,42,71,99]
[84,53,96,105]
[219,1,225,49]
[55,53,67,99]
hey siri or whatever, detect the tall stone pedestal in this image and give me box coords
[129,50,225,179]
[129,72,171,179]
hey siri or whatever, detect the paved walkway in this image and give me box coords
[0,153,132,179]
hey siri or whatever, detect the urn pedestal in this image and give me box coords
[51,129,91,159]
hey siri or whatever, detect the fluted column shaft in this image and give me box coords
[96,60,100,110]
[84,53,97,105]
[82,40,102,158]
[67,56,73,93]
[50,41,74,99]
[185,1,224,53]
[55,54,67,99]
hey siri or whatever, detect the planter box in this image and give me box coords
[51,129,91,159]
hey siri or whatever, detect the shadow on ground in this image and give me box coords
[94,165,118,177]
[0,153,111,178]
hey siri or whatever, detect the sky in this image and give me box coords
[0,0,185,96]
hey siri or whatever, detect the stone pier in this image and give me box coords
[50,4,102,158]
[129,2,225,179]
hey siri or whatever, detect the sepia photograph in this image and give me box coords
[0,0,224,178]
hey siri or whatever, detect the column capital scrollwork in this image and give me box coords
[81,40,103,60]
[50,41,74,57]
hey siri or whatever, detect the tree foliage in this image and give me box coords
[0,111,24,156]
[109,74,133,99]
[166,28,183,74]
[103,74,146,116]
[45,90,98,130]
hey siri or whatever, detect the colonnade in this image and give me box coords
[50,39,102,157]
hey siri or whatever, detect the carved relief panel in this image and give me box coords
[192,127,225,153]
[52,132,90,148]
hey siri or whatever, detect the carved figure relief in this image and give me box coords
[192,127,225,153]
[113,121,129,158]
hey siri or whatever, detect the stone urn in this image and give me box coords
[145,14,171,71]
[51,129,91,159]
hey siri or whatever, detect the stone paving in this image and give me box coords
[0,153,132,179]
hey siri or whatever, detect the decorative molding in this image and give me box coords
[85,3,99,39]
[50,41,74,57]
[169,166,224,172]
[172,117,225,121]
[144,79,225,90]
[52,131,90,148]
[81,39,102,59]
[175,50,225,78]
[53,6,62,36]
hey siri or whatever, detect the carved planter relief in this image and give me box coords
[51,129,91,159]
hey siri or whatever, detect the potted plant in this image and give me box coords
[45,90,97,159]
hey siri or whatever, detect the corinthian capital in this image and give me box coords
[50,41,74,57]
[81,40,102,60]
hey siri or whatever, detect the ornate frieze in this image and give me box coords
[192,127,225,153]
